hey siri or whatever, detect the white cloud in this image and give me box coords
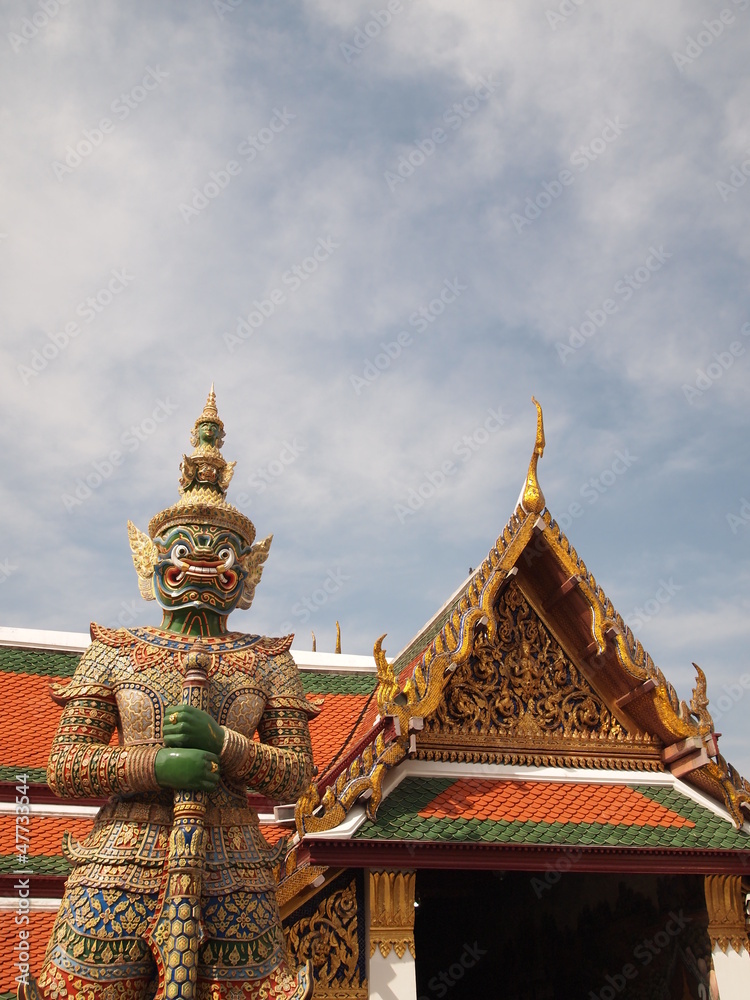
[2,0,749,776]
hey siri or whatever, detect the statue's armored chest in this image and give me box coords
[111,643,270,744]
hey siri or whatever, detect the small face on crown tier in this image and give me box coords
[197,420,220,448]
[152,523,250,615]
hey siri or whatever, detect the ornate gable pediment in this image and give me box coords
[417,581,662,770]
[296,401,750,838]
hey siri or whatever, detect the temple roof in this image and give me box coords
[295,403,750,849]
[354,773,750,852]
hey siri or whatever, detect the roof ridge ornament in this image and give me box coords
[521,396,546,515]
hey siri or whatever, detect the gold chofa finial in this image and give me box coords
[203,382,219,421]
[335,621,341,654]
[522,397,546,514]
[190,384,223,448]
[311,631,317,652]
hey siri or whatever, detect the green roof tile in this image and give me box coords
[299,670,376,696]
[0,766,46,784]
[0,647,80,678]
[0,854,70,876]
[353,778,750,853]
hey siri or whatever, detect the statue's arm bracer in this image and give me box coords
[46,641,161,798]
[220,652,315,800]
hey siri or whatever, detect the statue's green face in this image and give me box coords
[153,523,250,615]
[197,421,220,447]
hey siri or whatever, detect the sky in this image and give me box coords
[1,0,749,775]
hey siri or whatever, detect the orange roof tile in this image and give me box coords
[0,910,58,992]
[419,780,696,828]
[0,674,65,769]
[259,822,290,846]
[308,694,371,772]
[0,814,94,857]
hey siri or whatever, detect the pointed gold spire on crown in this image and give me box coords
[147,386,255,545]
[190,383,224,449]
[521,396,546,515]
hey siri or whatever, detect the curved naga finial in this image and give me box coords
[522,396,546,514]
[374,635,400,716]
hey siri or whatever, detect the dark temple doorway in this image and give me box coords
[413,869,712,1000]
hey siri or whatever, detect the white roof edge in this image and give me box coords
[0,625,377,672]
[0,626,90,652]
[291,650,376,673]
[0,897,62,911]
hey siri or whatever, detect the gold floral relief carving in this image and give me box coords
[705,874,750,955]
[285,878,366,998]
[369,871,416,960]
[424,583,626,741]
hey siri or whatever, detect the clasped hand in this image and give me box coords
[155,705,225,791]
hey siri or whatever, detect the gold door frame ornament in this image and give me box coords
[286,876,367,999]
[369,871,416,960]
[705,874,750,955]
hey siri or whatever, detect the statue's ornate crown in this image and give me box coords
[147,385,256,546]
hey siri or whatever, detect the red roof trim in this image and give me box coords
[316,716,388,793]
[305,838,750,874]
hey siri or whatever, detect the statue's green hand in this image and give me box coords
[155,748,220,791]
[163,704,225,755]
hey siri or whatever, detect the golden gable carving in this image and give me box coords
[419,583,661,769]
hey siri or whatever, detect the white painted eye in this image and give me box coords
[171,544,189,567]
[218,547,235,570]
